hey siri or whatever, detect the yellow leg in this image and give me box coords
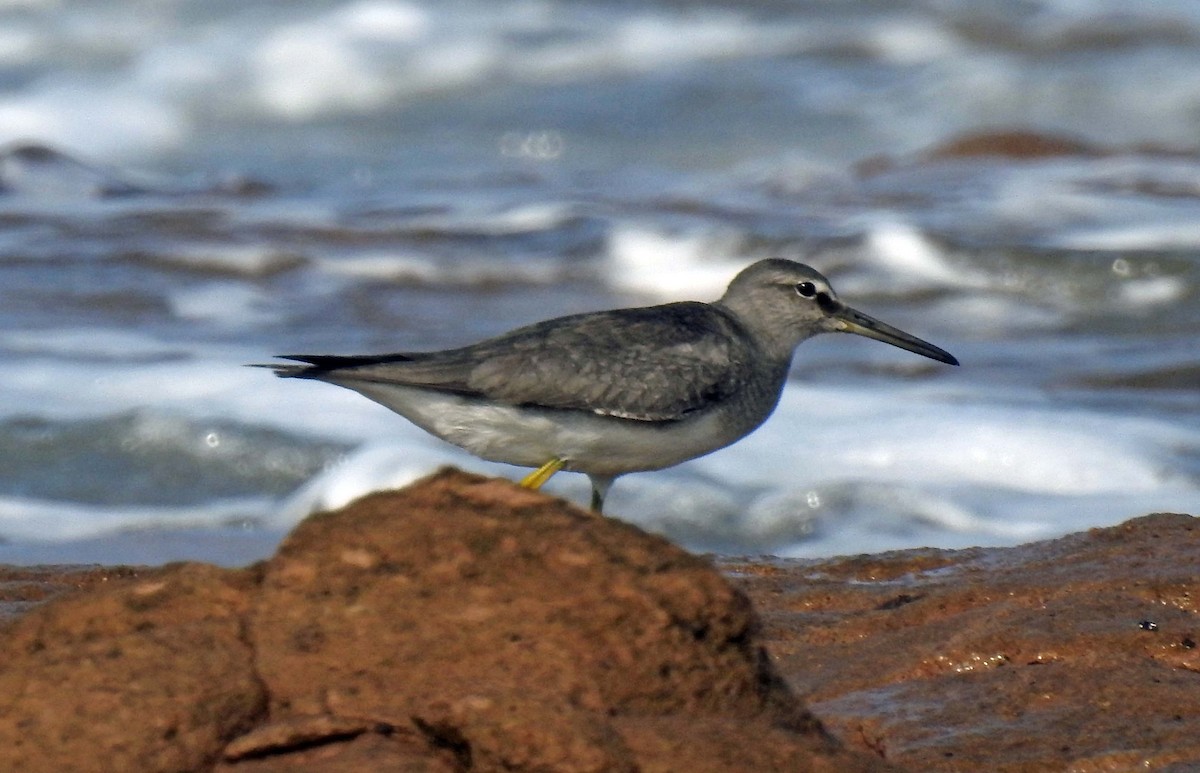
[520,457,565,490]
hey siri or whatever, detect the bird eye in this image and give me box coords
[795,281,816,298]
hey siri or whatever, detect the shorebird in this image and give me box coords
[267,259,958,512]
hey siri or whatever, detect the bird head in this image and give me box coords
[717,259,959,366]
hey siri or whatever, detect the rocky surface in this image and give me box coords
[0,472,1195,771]
[725,512,1200,772]
[0,469,886,773]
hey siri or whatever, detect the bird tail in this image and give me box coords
[249,354,416,379]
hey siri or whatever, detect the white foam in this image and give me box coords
[252,0,434,119]
[315,250,563,286]
[1114,275,1187,308]
[510,11,802,82]
[242,4,814,122]
[460,202,577,235]
[4,354,263,419]
[387,201,577,238]
[604,224,748,300]
[610,14,766,69]
[861,17,966,64]
[317,251,442,282]
[864,221,954,281]
[269,439,497,526]
[857,219,991,292]
[0,84,185,160]
[702,384,1189,496]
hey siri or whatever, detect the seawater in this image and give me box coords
[0,0,1197,564]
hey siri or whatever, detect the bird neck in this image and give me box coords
[714,299,812,365]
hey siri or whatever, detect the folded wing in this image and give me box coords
[275,302,753,423]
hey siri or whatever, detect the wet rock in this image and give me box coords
[726,512,1200,771]
[0,564,148,623]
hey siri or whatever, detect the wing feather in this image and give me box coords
[465,302,750,421]
[282,302,753,422]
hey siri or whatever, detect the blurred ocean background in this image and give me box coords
[0,0,1197,565]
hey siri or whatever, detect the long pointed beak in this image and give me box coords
[829,305,959,366]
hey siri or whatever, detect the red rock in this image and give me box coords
[247,470,879,772]
[854,128,1103,177]
[0,563,264,772]
[6,470,1190,770]
[726,513,1200,771]
[924,129,1100,159]
[0,470,887,772]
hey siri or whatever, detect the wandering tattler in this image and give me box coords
[268,259,958,512]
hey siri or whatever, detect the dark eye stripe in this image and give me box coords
[815,291,839,313]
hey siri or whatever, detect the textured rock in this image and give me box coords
[0,563,264,772]
[0,470,886,772]
[247,469,877,772]
[727,513,1200,772]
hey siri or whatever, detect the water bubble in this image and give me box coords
[205,431,220,448]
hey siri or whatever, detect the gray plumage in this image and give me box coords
[268,259,958,511]
[278,303,755,422]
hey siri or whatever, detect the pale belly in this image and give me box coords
[333,379,758,477]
